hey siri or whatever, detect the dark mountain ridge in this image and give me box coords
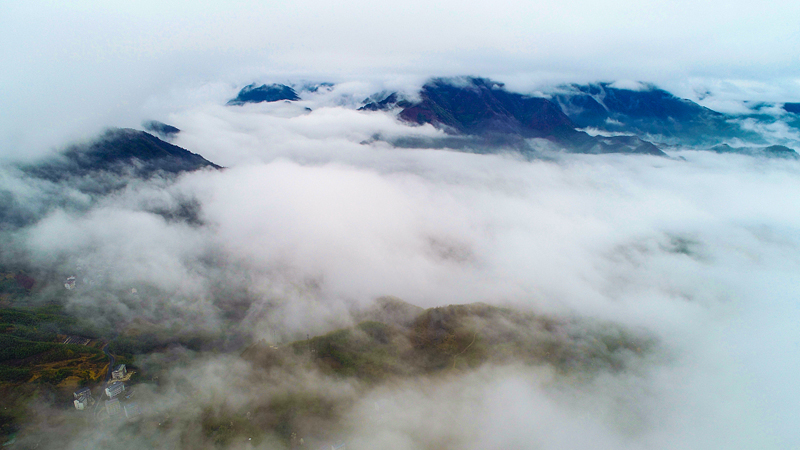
[551,82,761,145]
[401,78,575,136]
[783,103,800,114]
[0,129,220,229]
[357,77,800,157]
[227,83,300,105]
[24,128,220,182]
[366,77,665,156]
[709,144,799,159]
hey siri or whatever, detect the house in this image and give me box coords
[73,397,89,410]
[64,276,76,290]
[105,398,121,416]
[73,387,92,410]
[105,381,125,398]
[73,387,92,400]
[112,364,127,380]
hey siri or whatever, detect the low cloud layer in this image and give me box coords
[3,92,800,448]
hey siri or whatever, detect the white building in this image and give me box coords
[112,364,127,380]
[73,387,92,411]
[105,381,125,398]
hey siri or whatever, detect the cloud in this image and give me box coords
[3,73,800,448]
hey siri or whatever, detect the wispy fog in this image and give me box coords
[2,90,799,448]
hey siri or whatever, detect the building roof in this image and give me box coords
[74,387,91,397]
[106,381,125,396]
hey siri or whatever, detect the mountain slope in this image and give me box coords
[398,78,575,137]
[552,83,759,144]
[1,129,221,228]
[366,78,666,156]
[244,299,654,381]
[25,128,220,182]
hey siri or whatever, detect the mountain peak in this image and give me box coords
[25,128,220,183]
[227,83,300,105]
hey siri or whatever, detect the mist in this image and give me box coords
[3,1,800,445]
[2,90,799,447]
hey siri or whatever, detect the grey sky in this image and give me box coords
[2,0,800,159]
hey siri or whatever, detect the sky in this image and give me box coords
[2,0,800,158]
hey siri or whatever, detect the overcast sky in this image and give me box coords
[1,0,799,159]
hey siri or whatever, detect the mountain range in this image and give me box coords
[229,77,799,157]
[11,76,798,203]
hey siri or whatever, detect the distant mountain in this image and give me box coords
[398,78,575,137]
[297,82,335,93]
[2,129,220,228]
[227,83,300,105]
[24,128,220,189]
[142,120,180,139]
[784,103,800,114]
[551,83,759,145]
[708,144,798,158]
[366,77,665,156]
[360,92,411,111]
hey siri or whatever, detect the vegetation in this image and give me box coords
[251,300,654,384]
[0,302,107,388]
[292,321,407,381]
[1,268,656,447]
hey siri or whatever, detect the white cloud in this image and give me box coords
[5,107,800,446]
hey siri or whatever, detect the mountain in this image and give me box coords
[142,120,180,139]
[784,103,800,114]
[227,83,300,105]
[0,129,219,230]
[367,77,665,156]
[25,128,220,182]
[551,83,759,145]
[708,144,798,158]
[394,77,575,137]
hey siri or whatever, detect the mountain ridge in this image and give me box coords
[24,128,220,182]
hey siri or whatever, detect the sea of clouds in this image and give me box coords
[2,88,799,448]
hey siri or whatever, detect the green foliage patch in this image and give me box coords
[0,335,103,364]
